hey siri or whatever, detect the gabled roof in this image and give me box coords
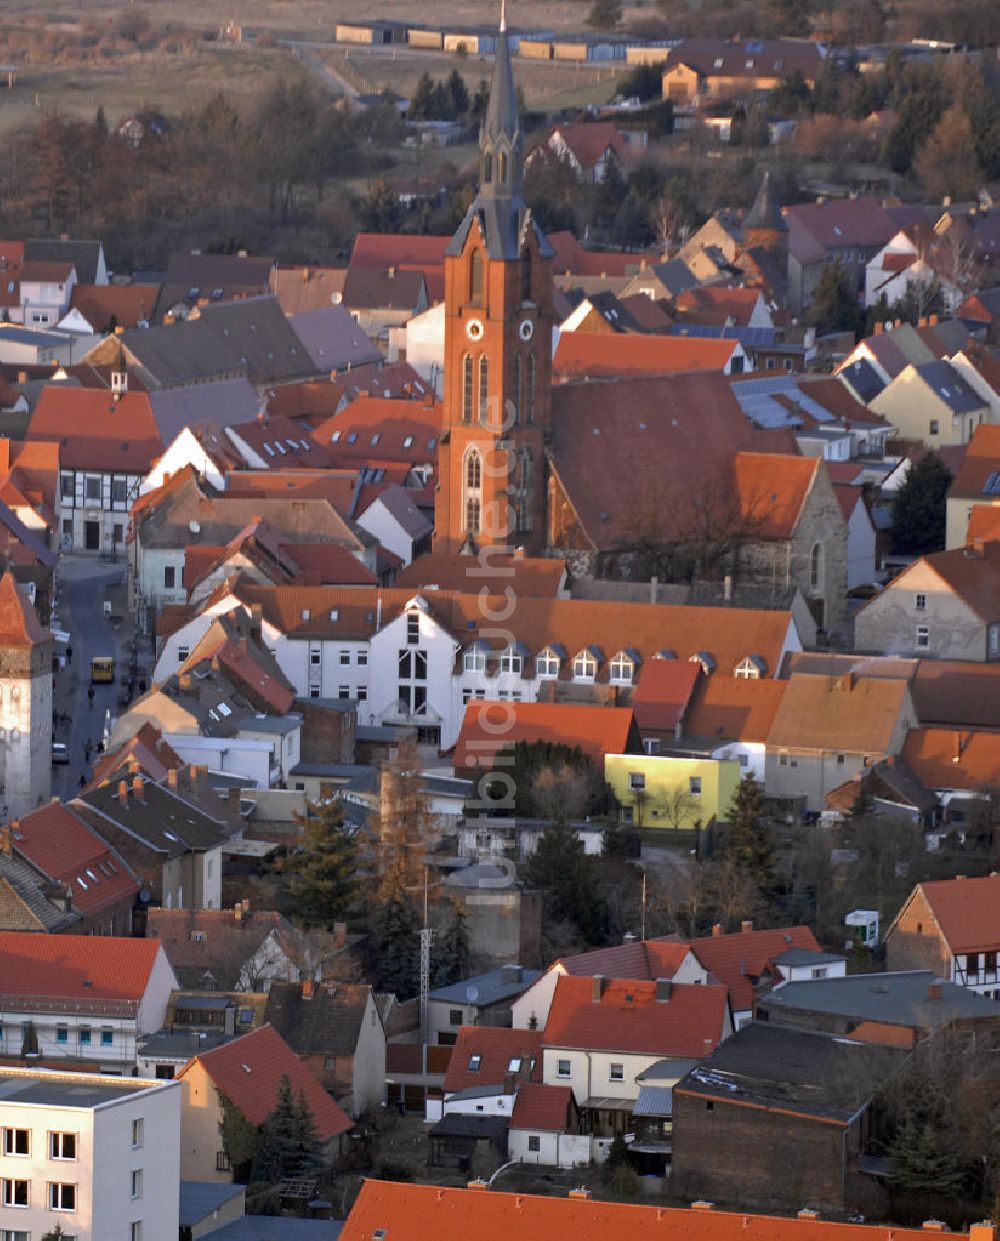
[23,236,102,282]
[545,976,727,1057]
[0,931,164,1006]
[556,937,691,982]
[396,552,564,599]
[430,964,542,1008]
[664,36,824,82]
[342,266,426,312]
[12,802,137,918]
[908,359,986,415]
[897,874,1000,954]
[510,1082,573,1132]
[289,305,383,372]
[265,981,374,1057]
[453,702,639,771]
[734,451,818,540]
[74,778,229,859]
[882,543,1000,624]
[674,285,765,327]
[902,727,1000,793]
[149,378,261,446]
[912,659,1000,730]
[89,723,183,787]
[784,197,898,264]
[146,907,302,990]
[340,1180,962,1241]
[183,1023,353,1138]
[0,852,81,933]
[442,1027,543,1094]
[766,672,911,753]
[68,283,159,331]
[689,924,821,1013]
[684,674,787,745]
[553,331,738,381]
[630,659,701,733]
[350,233,449,269]
[548,121,626,169]
[27,387,162,473]
[946,423,1000,499]
[0,573,47,647]
[365,483,433,539]
[311,396,442,464]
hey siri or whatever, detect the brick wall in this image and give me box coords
[885,888,952,976]
[297,699,356,764]
[672,1091,851,1211]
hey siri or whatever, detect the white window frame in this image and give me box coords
[609,653,633,684]
[464,648,486,673]
[916,625,930,649]
[573,651,597,681]
[49,1132,77,1161]
[2,1129,28,1158]
[48,1181,76,1212]
[536,649,559,678]
[1,1179,28,1208]
[499,649,522,675]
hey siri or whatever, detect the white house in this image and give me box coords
[865,229,962,311]
[356,485,433,568]
[400,301,445,396]
[0,1066,179,1241]
[0,931,178,1072]
[18,260,77,326]
[835,485,878,590]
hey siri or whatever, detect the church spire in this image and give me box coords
[481,0,522,199]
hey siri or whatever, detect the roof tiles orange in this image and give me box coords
[510,1082,573,1131]
[734,451,818,539]
[690,925,821,1012]
[545,975,727,1057]
[685,674,787,744]
[904,873,1000,954]
[341,1180,961,1241]
[184,1023,353,1139]
[442,1027,543,1094]
[452,701,639,771]
[553,331,738,380]
[0,931,163,1004]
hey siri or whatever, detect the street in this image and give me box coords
[50,556,142,799]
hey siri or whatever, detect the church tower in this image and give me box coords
[0,573,52,818]
[742,170,787,255]
[434,1,554,556]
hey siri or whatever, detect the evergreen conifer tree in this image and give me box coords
[290,800,360,930]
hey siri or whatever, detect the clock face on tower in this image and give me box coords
[466,318,484,341]
[518,319,534,342]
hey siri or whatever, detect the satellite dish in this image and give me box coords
[188,520,201,536]
[466,985,479,1006]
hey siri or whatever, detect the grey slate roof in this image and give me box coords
[23,238,103,284]
[0,852,81,933]
[368,483,434,540]
[633,1083,675,1117]
[914,359,985,414]
[119,296,318,388]
[288,306,383,372]
[265,981,373,1057]
[839,358,885,404]
[744,171,786,234]
[678,1024,905,1122]
[179,1181,246,1228]
[149,378,261,444]
[760,969,998,1028]
[73,780,229,858]
[774,948,847,968]
[429,965,541,1007]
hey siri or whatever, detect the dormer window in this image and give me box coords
[499,646,522,675]
[734,655,765,680]
[536,648,560,679]
[690,652,716,675]
[464,646,486,673]
[609,652,634,684]
[573,649,598,681]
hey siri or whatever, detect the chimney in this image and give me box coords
[333,921,347,946]
[927,982,942,1001]
[249,602,263,640]
[929,313,939,326]
[501,964,524,985]
[0,824,10,856]
[650,574,658,604]
[503,1071,515,1095]
[799,1210,821,1221]
[723,574,732,603]
[741,919,754,933]
[302,978,315,1000]
[132,775,143,800]
[224,1004,236,1037]
[17,370,26,383]
[592,974,605,1003]
[64,888,73,913]
[178,672,192,692]
[874,321,883,334]
[839,671,857,692]
[234,903,244,925]
[301,267,310,284]
[167,767,178,790]
[922,1224,947,1233]
[711,923,723,937]
[568,1188,592,1200]
[117,779,129,806]
[467,1179,488,1190]
[655,978,672,1003]
[970,1224,997,1241]
[512,546,525,561]
[692,1201,715,1211]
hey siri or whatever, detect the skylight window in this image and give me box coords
[77,876,88,890]
[217,702,232,717]
[331,431,342,443]
[403,436,414,449]
[347,432,358,444]
[263,443,275,457]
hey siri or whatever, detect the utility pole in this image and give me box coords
[419,864,434,1086]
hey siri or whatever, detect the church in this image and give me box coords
[432,8,846,629]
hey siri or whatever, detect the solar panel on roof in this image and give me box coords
[983,472,1000,496]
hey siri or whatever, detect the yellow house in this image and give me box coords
[605,752,741,829]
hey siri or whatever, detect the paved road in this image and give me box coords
[51,557,136,799]
[285,42,362,104]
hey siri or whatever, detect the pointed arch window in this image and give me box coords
[513,447,532,534]
[525,353,536,424]
[484,151,493,184]
[511,353,522,426]
[462,353,473,423]
[478,354,490,423]
[500,150,509,183]
[464,447,483,536]
[470,250,484,305]
[520,251,532,303]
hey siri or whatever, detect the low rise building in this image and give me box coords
[886,874,1000,998]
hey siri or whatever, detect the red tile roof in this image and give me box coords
[548,232,651,279]
[905,874,1000,954]
[351,233,449,269]
[452,701,639,771]
[689,925,820,1012]
[442,1027,543,1094]
[0,931,164,1003]
[629,659,701,733]
[545,975,727,1057]
[510,1082,573,1131]
[548,122,627,170]
[340,1180,962,1241]
[557,937,690,981]
[0,574,47,647]
[311,396,442,464]
[395,552,565,599]
[68,283,160,330]
[902,727,1000,792]
[264,379,346,424]
[735,451,819,539]
[965,506,1000,544]
[89,723,183,788]
[12,803,137,918]
[553,331,738,380]
[185,1024,353,1138]
[684,675,787,744]
[947,423,1000,499]
[27,387,162,473]
[674,285,763,327]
